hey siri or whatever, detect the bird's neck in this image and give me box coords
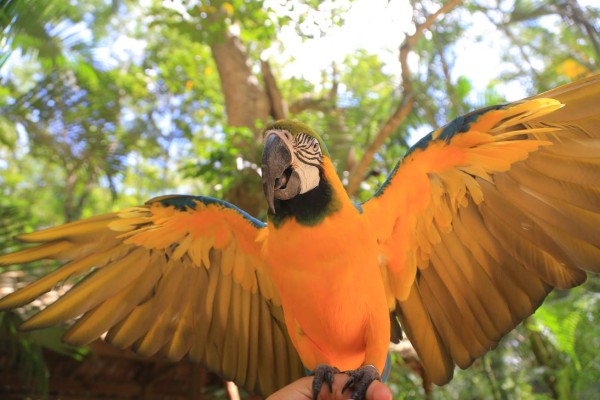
[268,158,344,227]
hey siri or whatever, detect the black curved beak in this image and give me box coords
[262,134,292,214]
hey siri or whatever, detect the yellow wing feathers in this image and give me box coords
[365,98,558,303]
[0,197,302,396]
[366,75,600,385]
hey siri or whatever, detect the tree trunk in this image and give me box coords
[210,31,271,135]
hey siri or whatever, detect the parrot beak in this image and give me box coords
[262,133,301,214]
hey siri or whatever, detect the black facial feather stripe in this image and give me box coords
[296,154,322,167]
[295,133,322,167]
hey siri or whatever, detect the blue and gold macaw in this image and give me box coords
[1,75,599,399]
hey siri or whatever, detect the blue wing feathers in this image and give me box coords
[371,104,505,199]
[147,195,266,228]
[407,104,505,157]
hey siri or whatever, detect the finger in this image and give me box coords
[365,380,392,400]
[267,376,313,400]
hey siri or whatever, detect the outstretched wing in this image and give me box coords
[0,195,304,396]
[363,75,600,385]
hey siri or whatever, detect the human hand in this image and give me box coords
[266,373,392,400]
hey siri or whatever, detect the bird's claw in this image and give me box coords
[341,365,381,400]
[311,364,340,400]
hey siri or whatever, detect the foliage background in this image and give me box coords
[0,0,599,398]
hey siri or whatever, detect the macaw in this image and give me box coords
[1,74,600,399]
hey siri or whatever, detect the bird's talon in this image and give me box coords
[342,365,381,400]
[341,376,354,393]
[311,364,340,400]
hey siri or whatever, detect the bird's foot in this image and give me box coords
[342,365,381,400]
[311,364,340,400]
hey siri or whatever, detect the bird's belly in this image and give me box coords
[285,273,374,370]
[265,218,387,371]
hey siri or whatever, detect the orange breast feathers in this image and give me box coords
[260,176,390,373]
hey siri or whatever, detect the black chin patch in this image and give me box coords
[269,170,338,227]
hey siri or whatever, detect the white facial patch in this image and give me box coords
[292,133,322,193]
[265,129,323,195]
[295,162,321,194]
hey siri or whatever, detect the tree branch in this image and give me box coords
[406,0,464,49]
[261,60,288,120]
[435,42,459,117]
[346,0,463,196]
[288,96,333,114]
[289,64,340,114]
[564,0,600,64]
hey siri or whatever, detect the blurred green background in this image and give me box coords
[0,0,599,398]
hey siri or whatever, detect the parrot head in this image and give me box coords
[261,120,335,221]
